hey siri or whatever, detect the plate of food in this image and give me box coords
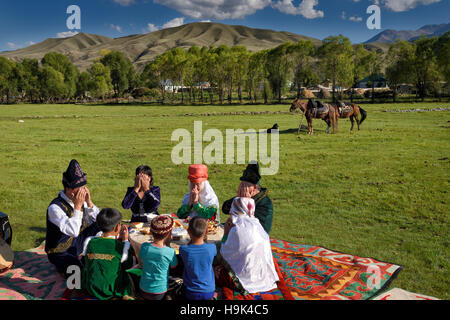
[206,220,219,235]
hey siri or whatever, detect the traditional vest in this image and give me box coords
[45,195,89,255]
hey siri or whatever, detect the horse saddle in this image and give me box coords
[338,102,352,115]
[310,100,325,109]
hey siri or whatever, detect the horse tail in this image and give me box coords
[359,106,367,125]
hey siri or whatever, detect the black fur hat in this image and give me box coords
[240,162,261,185]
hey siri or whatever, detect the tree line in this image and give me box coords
[0,32,448,105]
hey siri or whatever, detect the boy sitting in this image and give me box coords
[179,216,217,300]
[138,215,178,300]
[81,208,134,300]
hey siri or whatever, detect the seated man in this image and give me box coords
[222,162,273,234]
[45,159,101,277]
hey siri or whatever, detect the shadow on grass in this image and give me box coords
[29,227,46,248]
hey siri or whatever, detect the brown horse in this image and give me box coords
[290,99,338,135]
[335,101,367,131]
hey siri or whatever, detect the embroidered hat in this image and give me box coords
[150,215,174,235]
[240,162,261,185]
[188,164,208,184]
[62,159,87,189]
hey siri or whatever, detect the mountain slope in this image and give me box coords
[365,23,450,43]
[0,22,321,71]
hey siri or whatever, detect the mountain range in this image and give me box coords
[364,23,449,43]
[0,22,448,71]
[0,22,320,71]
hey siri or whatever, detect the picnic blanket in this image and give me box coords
[372,288,439,300]
[0,242,66,300]
[0,240,403,300]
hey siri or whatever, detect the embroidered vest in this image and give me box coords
[45,195,89,255]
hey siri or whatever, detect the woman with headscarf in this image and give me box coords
[219,197,279,294]
[176,164,220,222]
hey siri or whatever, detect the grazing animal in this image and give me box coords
[267,123,279,133]
[335,101,367,131]
[290,99,338,135]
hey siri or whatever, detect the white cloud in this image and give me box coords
[142,17,186,34]
[7,42,17,49]
[381,0,440,12]
[113,0,136,6]
[110,24,123,33]
[154,0,271,19]
[56,31,79,38]
[272,0,324,19]
[162,17,185,29]
[146,23,159,32]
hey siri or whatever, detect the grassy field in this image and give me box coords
[0,102,449,299]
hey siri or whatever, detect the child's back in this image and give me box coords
[180,242,216,298]
[139,242,178,294]
[82,237,133,300]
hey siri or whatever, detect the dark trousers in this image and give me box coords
[47,222,100,276]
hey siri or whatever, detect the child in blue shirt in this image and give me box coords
[138,215,178,300]
[179,216,217,300]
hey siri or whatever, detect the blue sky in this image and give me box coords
[0,0,449,52]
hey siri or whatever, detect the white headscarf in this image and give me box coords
[220,197,279,293]
[181,180,220,220]
[230,197,255,218]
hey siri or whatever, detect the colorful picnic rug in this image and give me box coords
[269,239,402,300]
[0,242,66,300]
[0,239,402,300]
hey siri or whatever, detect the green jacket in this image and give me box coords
[222,187,273,234]
[176,202,217,220]
[81,238,133,300]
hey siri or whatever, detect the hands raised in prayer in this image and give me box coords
[73,186,94,211]
[237,181,259,198]
[118,225,129,242]
[189,183,201,206]
[134,173,151,193]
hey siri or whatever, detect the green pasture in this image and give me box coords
[0,102,449,299]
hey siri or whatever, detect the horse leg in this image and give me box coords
[350,115,354,131]
[356,112,361,131]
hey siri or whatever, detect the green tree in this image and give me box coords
[19,58,40,103]
[386,41,415,102]
[100,51,133,102]
[291,40,315,99]
[412,36,442,101]
[89,62,112,100]
[318,35,354,102]
[363,51,383,103]
[266,42,294,103]
[75,71,91,101]
[0,57,17,104]
[143,52,170,104]
[41,52,78,100]
[350,44,370,102]
[232,46,250,104]
[435,31,450,85]
[166,48,189,104]
[38,65,66,103]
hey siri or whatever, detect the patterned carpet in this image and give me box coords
[270,239,403,300]
[0,240,403,300]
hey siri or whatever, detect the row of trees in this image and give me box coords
[0,31,448,104]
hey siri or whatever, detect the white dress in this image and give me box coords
[220,198,279,293]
